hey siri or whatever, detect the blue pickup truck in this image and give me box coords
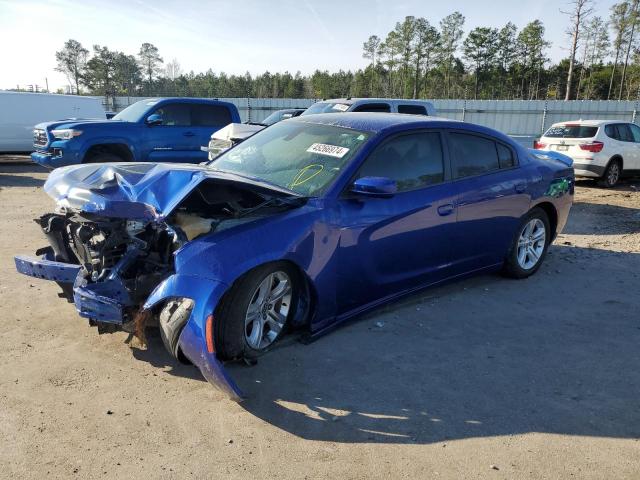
[31,98,240,168]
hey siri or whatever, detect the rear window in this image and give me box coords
[190,104,232,127]
[398,104,428,115]
[544,125,598,138]
[352,103,391,113]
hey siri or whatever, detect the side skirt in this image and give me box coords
[304,262,504,342]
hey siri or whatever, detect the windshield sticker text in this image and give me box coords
[307,143,350,158]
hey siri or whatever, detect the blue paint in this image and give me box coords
[31,98,241,169]
[16,113,574,399]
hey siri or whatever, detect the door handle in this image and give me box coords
[183,131,196,137]
[437,204,455,216]
[515,182,527,193]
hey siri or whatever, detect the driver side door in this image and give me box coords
[335,130,457,314]
[143,103,201,163]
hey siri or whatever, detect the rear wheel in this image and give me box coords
[503,208,551,279]
[599,159,622,188]
[214,262,298,360]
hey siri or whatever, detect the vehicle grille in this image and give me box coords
[33,129,48,147]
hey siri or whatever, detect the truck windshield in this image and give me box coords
[209,121,370,196]
[112,99,160,122]
[301,102,351,116]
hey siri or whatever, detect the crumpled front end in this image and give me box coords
[15,162,305,399]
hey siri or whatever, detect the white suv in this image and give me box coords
[535,120,640,187]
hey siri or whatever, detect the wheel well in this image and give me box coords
[83,143,133,163]
[223,259,317,331]
[534,202,558,239]
[608,155,623,170]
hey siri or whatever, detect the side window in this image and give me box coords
[497,143,516,168]
[450,133,500,178]
[153,104,191,126]
[605,124,618,139]
[629,123,640,142]
[617,124,633,142]
[352,103,391,113]
[398,104,427,115]
[190,104,232,127]
[356,132,444,192]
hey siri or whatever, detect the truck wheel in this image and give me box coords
[85,153,123,164]
[599,159,621,188]
[214,262,299,360]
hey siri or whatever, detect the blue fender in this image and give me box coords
[143,274,243,400]
[78,136,137,161]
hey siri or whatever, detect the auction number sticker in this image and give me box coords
[331,103,350,112]
[307,143,350,158]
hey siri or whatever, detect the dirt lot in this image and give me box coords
[1,158,639,479]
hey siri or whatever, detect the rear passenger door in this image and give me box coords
[605,124,635,168]
[189,103,233,159]
[447,131,531,273]
[626,123,640,170]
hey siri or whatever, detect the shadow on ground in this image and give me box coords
[563,201,640,235]
[0,162,48,189]
[130,245,640,444]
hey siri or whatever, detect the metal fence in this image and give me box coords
[105,97,640,147]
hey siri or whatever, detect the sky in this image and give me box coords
[0,0,619,91]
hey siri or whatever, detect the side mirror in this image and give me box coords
[146,113,163,126]
[281,113,293,119]
[351,176,397,197]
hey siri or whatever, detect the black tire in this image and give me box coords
[84,152,123,164]
[214,262,299,360]
[502,207,551,279]
[599,159,622,188]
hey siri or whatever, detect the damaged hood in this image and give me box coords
[45,162,297,220]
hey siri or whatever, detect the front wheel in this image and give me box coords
[503,208,551,279]
[214,262,298,360]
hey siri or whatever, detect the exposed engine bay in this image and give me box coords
[35,178,305,330]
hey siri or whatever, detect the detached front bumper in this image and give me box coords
[14,253,243,400]
[14,252,134,323]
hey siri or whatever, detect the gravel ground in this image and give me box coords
[1,159,639,479]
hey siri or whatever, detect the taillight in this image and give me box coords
[579,141,604,153]
[205,315,215,353]
[533,140,546,149]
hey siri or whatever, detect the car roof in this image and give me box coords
[291,112,518,146]
[321,98,433,105]
[549,119,626,127]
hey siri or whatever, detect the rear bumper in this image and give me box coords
[573,163,605,178]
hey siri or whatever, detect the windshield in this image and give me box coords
[261,111,284,126]
[210,121,370,196]
[112,99,160,122]
[544,125,598,138]
[301,102,351,116]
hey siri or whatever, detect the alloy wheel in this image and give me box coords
[517,218,546,270]
[244,271,292,350]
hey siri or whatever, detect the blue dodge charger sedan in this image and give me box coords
[15,113,574,399]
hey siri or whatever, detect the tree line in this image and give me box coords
[48,1,640,101]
